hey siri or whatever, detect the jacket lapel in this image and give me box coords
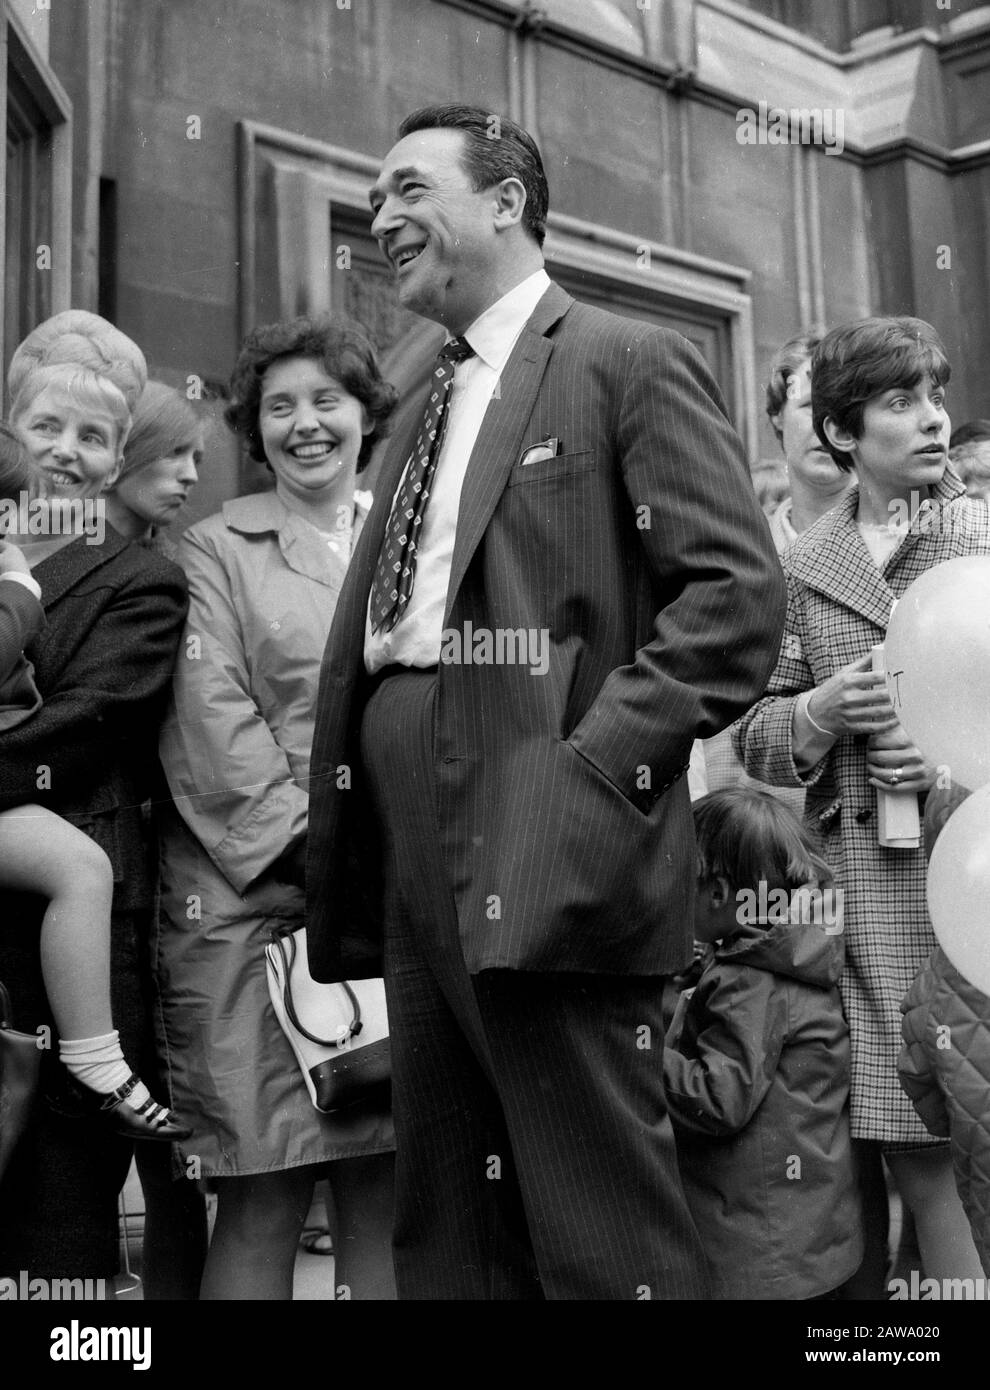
[32,527,131,608]
[322,395,424,683]
[786,469,969,630]
[786,488,896,630]
[445,283,572,618]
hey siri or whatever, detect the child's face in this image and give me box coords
[15,384,123,500]
[827,378,949,492]
[693,875,737,945]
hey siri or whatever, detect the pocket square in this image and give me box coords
[518,437,561,467]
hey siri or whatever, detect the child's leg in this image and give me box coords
[886,1147,984,1282]
[0,804,114,1037]
[0,806,187,1140]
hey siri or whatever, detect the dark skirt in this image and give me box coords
[0,895,154,1280]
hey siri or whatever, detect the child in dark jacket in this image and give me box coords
[898,783,990,1276]
[663,786,863,1299]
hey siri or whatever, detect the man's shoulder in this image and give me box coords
[553,292,688,354]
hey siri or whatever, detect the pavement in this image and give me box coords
[116,1163,333,1301]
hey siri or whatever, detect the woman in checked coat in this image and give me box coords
[735,317,988,1286]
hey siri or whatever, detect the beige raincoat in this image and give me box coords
[154,491,393,1175]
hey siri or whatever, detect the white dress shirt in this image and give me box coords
[365,268,552,672]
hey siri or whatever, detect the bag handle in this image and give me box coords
[271,931,363,1049]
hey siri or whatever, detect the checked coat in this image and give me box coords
[735,468,990,1142]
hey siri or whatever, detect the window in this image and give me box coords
[1,4,71,390]
[238,119,757,478]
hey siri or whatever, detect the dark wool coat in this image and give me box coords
[734,469,990,1142]
[0,528,187,1278]
[900,948,990,1275]
[664,919,863,1300]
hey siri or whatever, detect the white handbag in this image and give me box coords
[265,925,390,1113]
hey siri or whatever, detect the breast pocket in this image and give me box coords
[506,450,596,487]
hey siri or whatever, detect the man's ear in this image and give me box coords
[492,176,527,232]
[822,415,858,459]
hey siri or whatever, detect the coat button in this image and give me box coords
[855,809,872,823]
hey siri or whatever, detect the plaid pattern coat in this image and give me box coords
[734,469,990,1142]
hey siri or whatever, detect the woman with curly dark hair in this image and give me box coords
[155,316,398,1299]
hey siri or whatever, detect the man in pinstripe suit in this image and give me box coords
[306,104,786,1298]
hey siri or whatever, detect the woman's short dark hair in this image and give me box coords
[0,419,33,502]
[811,316,951,473]
[225,316,398,473]
[764,326,826,441]
[398,104,549,247]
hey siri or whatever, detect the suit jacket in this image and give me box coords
[306,283,786,980]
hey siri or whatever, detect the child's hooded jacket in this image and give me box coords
[664,916,863,1299]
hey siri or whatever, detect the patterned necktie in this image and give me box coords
[370,336,475,635]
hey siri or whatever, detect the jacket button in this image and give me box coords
[855,809,872,823]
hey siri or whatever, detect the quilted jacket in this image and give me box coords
[663,917,863,1299]
[899,947,990,1274]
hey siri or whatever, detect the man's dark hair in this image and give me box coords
[764,326,826,442]
[811,316,951,473]
[398,104,549,247]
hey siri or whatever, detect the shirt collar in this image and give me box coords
[459,269,552,372]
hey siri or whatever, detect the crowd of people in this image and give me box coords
[0,101,989,1301]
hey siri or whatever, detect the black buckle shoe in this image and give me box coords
[98,1073,192,1142]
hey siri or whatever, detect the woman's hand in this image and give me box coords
[806,652,899,737]
[866,723,937,794]
[0,538,31,577]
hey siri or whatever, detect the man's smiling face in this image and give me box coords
[369,128,502,333]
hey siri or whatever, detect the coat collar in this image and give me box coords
[785,467,967,628]
[32,523,134,608]
[222,489,372,590]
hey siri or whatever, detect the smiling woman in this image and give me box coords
[155,313,399,1301]
[10,365,129,502]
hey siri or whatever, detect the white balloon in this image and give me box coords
[927,783,990,996]
[884,557,990,790]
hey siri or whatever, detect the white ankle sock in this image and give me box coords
[58,1030,150,1108]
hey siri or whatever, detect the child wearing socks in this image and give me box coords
[0,418,186,1140]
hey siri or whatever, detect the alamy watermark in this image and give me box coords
[0,492,106,545]
[439,622,550,677]
[0,1269,107,1300]
[889,1272,990,1300]
[736,882,844,934]
[736,101,845,156]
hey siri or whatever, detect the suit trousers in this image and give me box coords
[360,668,709,1300]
